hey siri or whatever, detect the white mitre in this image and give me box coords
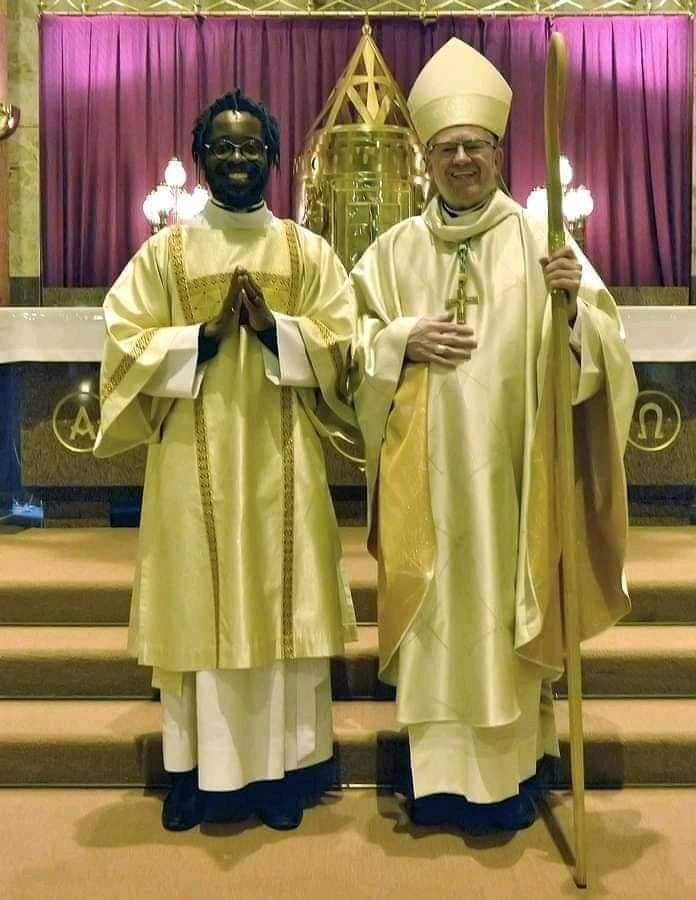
[407,38,513,145]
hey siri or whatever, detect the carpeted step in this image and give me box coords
[623,527,696,624]
[1,697,696,788]
[3,624,696,700]
[341,526,696,625]
[0,527,378,625]
[0,627,155,699]
[339,626,696,701]
[339,528,377,624]
[336,699,696,788]
[0,625,391,700]
[1,526,695,625]
[0,529,136,625]
[555,625,696,698]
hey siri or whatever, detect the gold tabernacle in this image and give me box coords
[294,23,428,271]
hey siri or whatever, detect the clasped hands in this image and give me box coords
[203,266,275,342]
[405,246,581,366]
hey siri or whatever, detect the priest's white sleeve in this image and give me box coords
[142,324,207,399]
[262,313,318,388]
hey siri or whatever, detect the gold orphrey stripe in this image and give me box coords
[169,226,221,618]
[101,329,155,403]
[310,318,344,380]
[281,220,302,658]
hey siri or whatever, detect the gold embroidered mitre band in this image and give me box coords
[408,38,512,144]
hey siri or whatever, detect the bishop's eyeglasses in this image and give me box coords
[428,139,497,159]
[203,138,268,161]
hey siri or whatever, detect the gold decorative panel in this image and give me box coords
[38,0,695,15]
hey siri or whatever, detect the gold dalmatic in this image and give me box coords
[294,23,428,271]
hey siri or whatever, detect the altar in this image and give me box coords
[1,304,694,524]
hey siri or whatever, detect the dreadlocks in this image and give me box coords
[191,90,281,170]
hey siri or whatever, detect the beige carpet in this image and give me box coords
[2,526,696,625]
[1,787,695,899]
[3,624,696,699]
[1,528,696,788]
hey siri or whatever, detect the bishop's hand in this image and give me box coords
[540,246,581,325]
[405,314,477,367]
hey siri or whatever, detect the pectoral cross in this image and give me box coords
[447,240,478,323]
[447,280,479,324]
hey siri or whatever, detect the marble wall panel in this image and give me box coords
[18,358,362,488]
[8,0,38,21]
[625,364,696,486]
[7,0,39,282]
[19,362,148,487]
[7,356,695,498]
[610,287,690,307]
[42,287,107,307]
[7,18,38,127]
[8,124,39,277]
[9,275,40,305]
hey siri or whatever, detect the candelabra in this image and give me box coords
[526,156,594,249]
[142,158,210,233]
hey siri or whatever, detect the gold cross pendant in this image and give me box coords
[446,294,479,324]
[447,270,478,323]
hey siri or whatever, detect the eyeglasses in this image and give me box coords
[429,139,496,158]
[203,138,268,160]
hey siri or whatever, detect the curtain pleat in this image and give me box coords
[39,15,692,288]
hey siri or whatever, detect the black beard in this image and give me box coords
[207,163,270,211]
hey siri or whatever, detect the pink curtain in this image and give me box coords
[40,15,692,287]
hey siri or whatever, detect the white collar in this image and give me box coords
[440,195,493,225]
[201,200,274,230]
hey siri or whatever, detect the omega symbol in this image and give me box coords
[628,390,681,453]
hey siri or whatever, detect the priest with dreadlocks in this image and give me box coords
[94,91,358,832]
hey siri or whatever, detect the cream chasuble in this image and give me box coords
[351,191,637,798]
[95,202,358,683]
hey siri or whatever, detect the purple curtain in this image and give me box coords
[553,17,692,286]
[40,15,691,288]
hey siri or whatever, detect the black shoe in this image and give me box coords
[162,768,205,832]
[283,759,335,810]
[203,787,253,824]
[409,793,461,827]
[459,792,539,833]
[256,784,304,831]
